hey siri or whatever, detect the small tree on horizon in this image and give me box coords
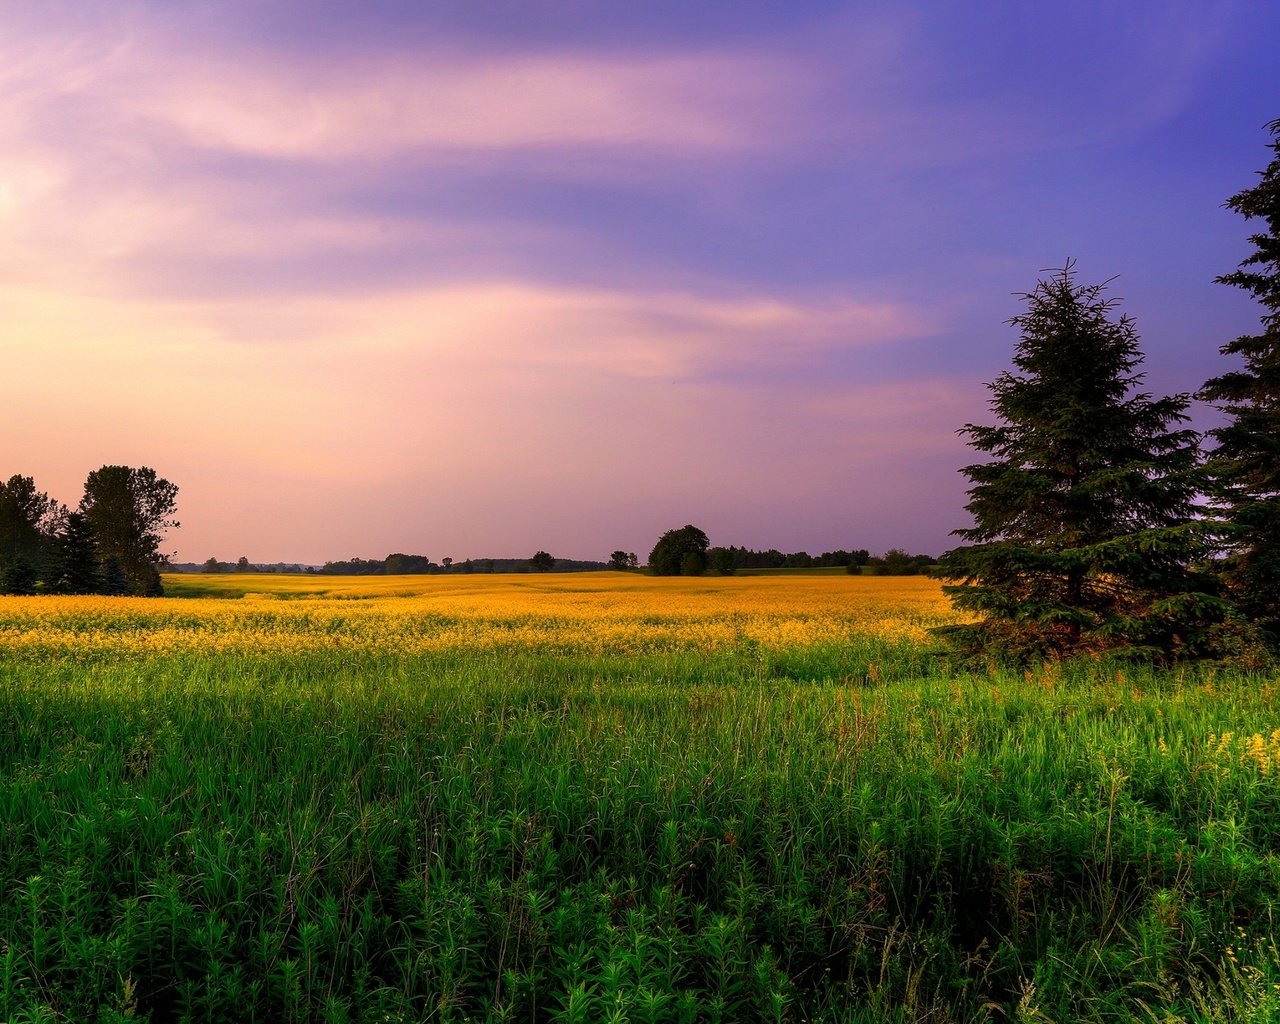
[648,525,709,576]
[938,264,1224,663]
[530,551,555,572]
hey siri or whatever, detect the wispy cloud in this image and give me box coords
[0,14,809,162]
[2,274,957,559]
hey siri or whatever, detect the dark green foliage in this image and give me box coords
[939,265,1223,663]
[864,549,936,575]
[648,524,709,575]
[319,554,609,575]
[1200,119,1280,649]
[1,556,38,595]
[680,549,707,576]
[319,555,386,574]
[529,550,555,571]
[708,546,736,574]
[708,546,870,572]
[79,466,178,597]
[101,555,129,596]
[608,550,639,570]
[49,512,102,594]
[383,552,434,574]
[0,474,62,589]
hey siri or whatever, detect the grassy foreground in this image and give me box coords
[1,574,1279,1022]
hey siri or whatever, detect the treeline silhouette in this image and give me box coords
[0,466,178,596]
[707,546,871,571]
[313,554,609,575]
[645,528,935,577]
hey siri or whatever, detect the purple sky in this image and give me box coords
[3,1,1278,564]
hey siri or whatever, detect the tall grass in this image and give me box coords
[1,577,1278,1021]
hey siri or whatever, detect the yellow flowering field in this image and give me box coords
[0,571,960,658]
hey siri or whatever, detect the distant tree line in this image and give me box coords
[863,549,937,576]
[0,466,178,596]
[706,545,872,572]
[938,119,1280,667]
[298,553,609,575]
[639,526,933,577]
[194,558,316,574]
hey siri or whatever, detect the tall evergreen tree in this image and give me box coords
[1200,118,1280,648]
[51,511,103,594]
[101,555,130,597]
[1,558,38,596]
[938,264,1223,663]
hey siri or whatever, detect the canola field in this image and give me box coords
[0,573,952,658]
[2,573,1279,1023]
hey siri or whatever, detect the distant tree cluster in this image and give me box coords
[940,119,1280,666]
[310,553,607,575]
[608,550,640,570]
[863,549,936,576]
[705,545,873,574]
[0,466,178,596]
[644,531,923,577]
[199,558,315,574]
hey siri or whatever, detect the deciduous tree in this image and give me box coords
[80,466,178,597]
[648,525,709,576]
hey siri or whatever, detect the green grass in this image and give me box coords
[3,636,1280,1021]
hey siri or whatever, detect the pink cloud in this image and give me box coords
[2,274,956,561]
[148,50,808,159]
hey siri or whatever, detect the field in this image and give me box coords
[2,573,1279,1023]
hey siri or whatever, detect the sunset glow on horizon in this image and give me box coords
[3,1,1278,564]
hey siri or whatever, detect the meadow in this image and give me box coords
[1,573,1279,1023]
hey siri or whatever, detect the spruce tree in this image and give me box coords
[101,555,130,597]
[1,557,38,596]
[0,474,61,585]
[938,264,1223,663]
[1200,118,1280,648]
[52,511,103,594]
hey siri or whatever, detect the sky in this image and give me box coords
[2,1,1278,565]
